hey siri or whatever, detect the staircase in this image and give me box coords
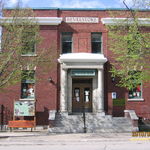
[48,113,133,133]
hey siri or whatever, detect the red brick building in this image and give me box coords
[0,8,150,131]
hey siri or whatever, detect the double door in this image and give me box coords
[72,79,92,112]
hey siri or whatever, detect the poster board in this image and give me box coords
[14,101,35,116]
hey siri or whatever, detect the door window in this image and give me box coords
[84,88,90,102]
[74,88,80,102]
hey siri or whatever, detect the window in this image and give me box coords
[128,84,142,99]
[91,33,102,53]
[128,71,143,100]
[21,31,35,55]
[61,32,72,54]
[21,70,35,99]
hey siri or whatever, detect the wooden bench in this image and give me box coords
[8,120,35,131]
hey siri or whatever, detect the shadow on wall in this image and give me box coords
[36,107,49,125]
[59,21,77,33]
[0,105,13,126]
[104,62,127,116]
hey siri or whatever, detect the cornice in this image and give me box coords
[101,18,150,26]
[0,17,63,25]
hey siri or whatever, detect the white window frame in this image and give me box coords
[128,83,144,101]
[61,32,73,54]
[91,32,102,53]
[20,70,35,100]
[21,31,37,56]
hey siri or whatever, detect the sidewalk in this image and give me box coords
[0,132,150,150]
[0,126,49,138]
[0,129,132,139]
[0,132,39,138]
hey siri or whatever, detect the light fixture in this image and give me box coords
[48,77,52,83]
[111,77,115,82]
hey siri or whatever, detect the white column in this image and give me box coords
[92,75,97,113]
[60,67,67,112]
[97,69,104,112]
[68,72,72,113]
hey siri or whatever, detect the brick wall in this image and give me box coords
[0,9,150,125]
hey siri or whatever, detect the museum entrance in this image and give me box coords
[72,78,92,113]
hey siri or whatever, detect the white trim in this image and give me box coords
[0,17,63,25]
[128,98,144,101]
[19,98,35,101]
[21,54,37,57]
[61,65,103,69]
[101,18,150,25]
[58,53,107,64]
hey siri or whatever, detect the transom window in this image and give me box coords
[91,32,102,53]
[61,32,72,54]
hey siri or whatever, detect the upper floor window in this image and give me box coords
[21,70,35,99]
[21,31,36,55]
[91,33,102,53]
[61,32,72,54]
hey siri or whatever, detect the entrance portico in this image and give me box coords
[58,53,107,114]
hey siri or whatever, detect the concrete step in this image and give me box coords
[49,127,84,133]
[49,113,133,133]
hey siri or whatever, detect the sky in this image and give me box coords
[6,0,149,9]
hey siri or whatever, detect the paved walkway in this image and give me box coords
[0,130,48,138]
[0,131,150,150]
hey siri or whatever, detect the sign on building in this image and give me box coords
[65,17,99,23]
[71,69,96,76]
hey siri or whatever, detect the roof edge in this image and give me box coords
[4,7,150,11]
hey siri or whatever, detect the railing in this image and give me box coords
[0,105,13,131]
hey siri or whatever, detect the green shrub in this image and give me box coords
[113,98,125,106]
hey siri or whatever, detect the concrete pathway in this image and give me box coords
[0,131,150,150]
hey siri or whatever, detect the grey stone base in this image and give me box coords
[48,113,133,133]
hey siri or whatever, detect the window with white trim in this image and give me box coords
[61,32,72,54]
[21,31,36,55]
[91,32,102,53]
[21,70,35,99]
[128,84,142,99]
[128,71,143,100]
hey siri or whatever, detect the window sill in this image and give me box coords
[128,98,144,102]
[20,98,35,101]
[21,54,37,57]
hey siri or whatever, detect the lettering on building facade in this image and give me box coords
[65,17,99,23]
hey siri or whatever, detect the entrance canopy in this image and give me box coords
[58,53,107,113]
[58,53,107,64]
